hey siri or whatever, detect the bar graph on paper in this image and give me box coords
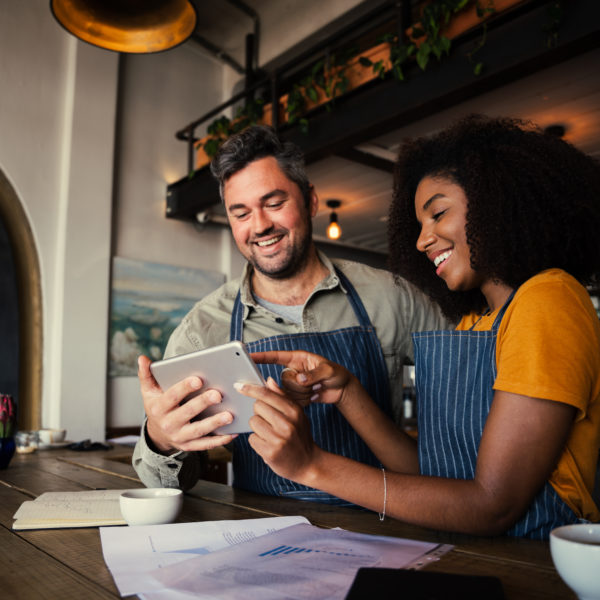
[258,546,375,559]
[259,545,360,557]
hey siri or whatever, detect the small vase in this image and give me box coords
[0,437,16,469]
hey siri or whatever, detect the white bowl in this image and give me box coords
[38,428,66,444]
[550,524,600,600]
[119,488,183,526]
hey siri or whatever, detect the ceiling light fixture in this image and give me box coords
[326,200,342,240]
[544,124,567,138]
[50,0,197,54]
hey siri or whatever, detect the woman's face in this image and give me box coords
[414,176,485,293]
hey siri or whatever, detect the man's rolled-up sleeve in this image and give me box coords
[132,420,202,490]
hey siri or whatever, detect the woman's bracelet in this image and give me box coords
[378,467,387,521]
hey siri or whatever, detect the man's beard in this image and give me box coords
[250,222,313,280]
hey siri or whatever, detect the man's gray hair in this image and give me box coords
[210,125,311,206]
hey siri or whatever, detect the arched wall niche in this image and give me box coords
[0,169,42,431]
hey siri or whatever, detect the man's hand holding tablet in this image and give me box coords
[139,341,265,456]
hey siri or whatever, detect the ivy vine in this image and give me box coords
[199,96,265,159]
[360,0,495,80]
[285,49,354,133]
[542,1,564,48]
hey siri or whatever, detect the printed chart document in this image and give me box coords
[100,516,310,597]
[141,522,452,600]
[13,489,128,530]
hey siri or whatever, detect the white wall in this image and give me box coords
[0,2,117,441]
[258,0,365,65]
[51,41,118,441]
[0,2,233,439]
[113,46,230,272]
[108,43,241,429]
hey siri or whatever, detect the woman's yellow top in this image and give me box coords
[458,269,600,521]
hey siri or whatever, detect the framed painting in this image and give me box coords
[109,257,225,377]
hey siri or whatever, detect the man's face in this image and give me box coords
[224,157,318,279]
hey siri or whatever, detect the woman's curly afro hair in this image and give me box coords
[388,114,600,321]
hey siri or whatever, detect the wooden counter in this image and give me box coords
[0,445,575,599]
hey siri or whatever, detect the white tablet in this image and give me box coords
[149,341,265,434]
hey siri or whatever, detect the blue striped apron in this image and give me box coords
[412,294,578,539]
[229,268,391,504]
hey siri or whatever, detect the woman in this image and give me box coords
[238,115,600,539]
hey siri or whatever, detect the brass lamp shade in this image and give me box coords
[50,0,197,54]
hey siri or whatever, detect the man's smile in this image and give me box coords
[256,235,284,247]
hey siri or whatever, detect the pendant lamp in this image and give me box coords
[50,0,197,54]
[326,200,342,240]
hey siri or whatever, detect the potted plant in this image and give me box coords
[0,393,16,469]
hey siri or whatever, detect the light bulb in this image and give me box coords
[327,219,341,240]
[325,200,342,240]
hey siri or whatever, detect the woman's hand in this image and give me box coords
[237,378,321,484]
[251,350,417,475]
[250,350,356,408]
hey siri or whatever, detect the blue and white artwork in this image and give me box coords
[109,257,225,377]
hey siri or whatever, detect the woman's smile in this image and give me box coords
[432,248,453,275]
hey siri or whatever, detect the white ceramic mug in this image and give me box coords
[550,524,600,600]
[119,489,183,526]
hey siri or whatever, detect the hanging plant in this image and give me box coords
[198,96,266,162]
[466,0,497,75]
[285,49,353,132]
[360,0,496,80]
[412,0,470,70]
[197,0,495,162]
[542,0,564,49]
[193,0,566,170]
[359,35,415,81]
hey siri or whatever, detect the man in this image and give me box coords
[133,125,448,503]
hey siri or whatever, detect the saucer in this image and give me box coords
[38,441,72,450]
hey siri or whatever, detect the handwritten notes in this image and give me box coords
[12,489,127,530]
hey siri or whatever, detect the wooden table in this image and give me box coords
[0,445,576,599]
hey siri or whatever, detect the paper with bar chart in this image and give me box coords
[100,516,309,597]
[143,522,451,600]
